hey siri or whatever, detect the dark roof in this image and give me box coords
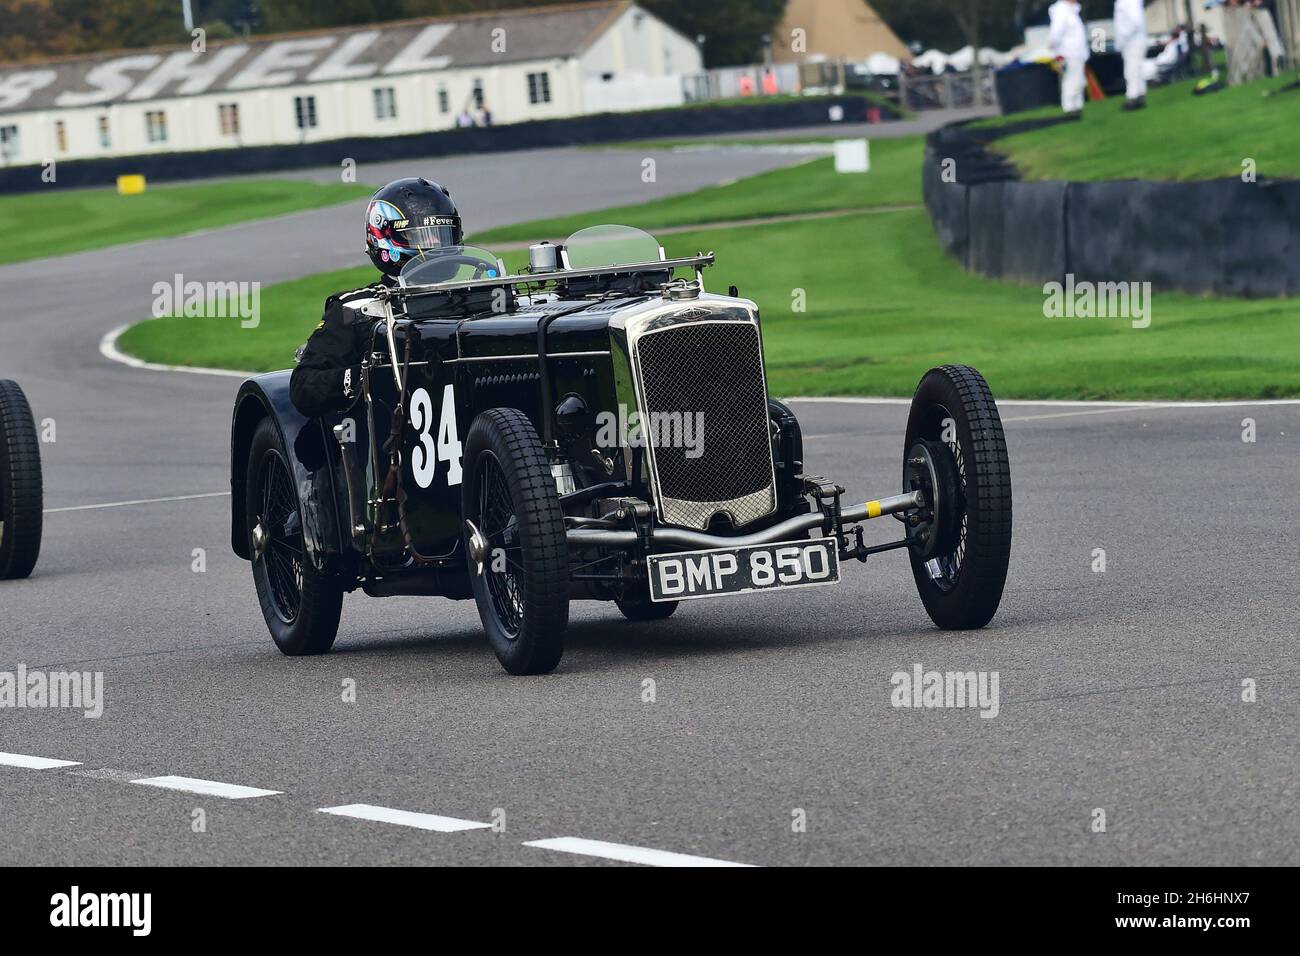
[0,1,630,116]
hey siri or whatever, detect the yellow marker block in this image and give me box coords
[866,500,883,519]
[116,174,146,195]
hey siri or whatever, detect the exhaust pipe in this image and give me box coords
[566,491,923,551]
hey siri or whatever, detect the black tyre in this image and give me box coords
[0,380,43,580]
[768,398,811,528]
[245,417,343,655]
[615,585,679,621]
[462,408,569,675]
[904,365,1011,629]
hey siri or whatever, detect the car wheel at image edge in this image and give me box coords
[0,380,43,580]
[245,417,344,655]
[904,365,1012,629]
[462,408,569,675]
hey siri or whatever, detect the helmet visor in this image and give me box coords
[395,217,461,251]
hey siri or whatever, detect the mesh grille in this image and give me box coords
[634,321,775,529]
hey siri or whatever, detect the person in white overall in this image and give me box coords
[1115,0,1149,110]
[1049,0,1090,116]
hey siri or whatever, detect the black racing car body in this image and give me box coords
[229,226,1012,673]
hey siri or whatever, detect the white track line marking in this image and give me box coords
[99,324,250,379]
[524,837,755,867]
[1000,406,1153,423]
[0,751,82,770]
[317,804,492,832]
[130,776,282,799]
[97,321,1300,410]
[44,491,230,514]
[784,396,1300,408]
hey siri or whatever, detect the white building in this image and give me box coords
[0,1,702,167]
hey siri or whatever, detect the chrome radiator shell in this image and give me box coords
[608,296,777,531]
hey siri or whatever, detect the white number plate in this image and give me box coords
[647,537,841,603]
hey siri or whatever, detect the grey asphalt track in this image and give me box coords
[0,140,1296,866]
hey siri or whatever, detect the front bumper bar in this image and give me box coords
[566,490,923,552]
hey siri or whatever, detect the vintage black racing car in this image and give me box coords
[230,226,1012,674]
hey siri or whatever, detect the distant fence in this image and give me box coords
[0,95,899,194]
[923,123,1300,298]
[899,71,997,111]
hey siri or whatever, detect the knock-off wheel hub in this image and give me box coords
[252,519,269,558]
[465,519,490,574]
[904,439,961,560]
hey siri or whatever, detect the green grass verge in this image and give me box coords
[117,106,1300,402]
[0,178,374,265]
[978,71,1300,181]
[117,263,376,375]
[470,137,923,245]
[117,203,1300,400]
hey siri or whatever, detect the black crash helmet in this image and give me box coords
[365,177,463,277]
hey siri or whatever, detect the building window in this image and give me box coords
[471,79,484,109]
[437,85,450,114]
[145,110,168,143]
[218,103,240,136]
[527,72,552,105]
[294,95,318,130]
[0,125,19,162]
[373,87,397,120]
[54,119,67,152]
[97,115,111,149]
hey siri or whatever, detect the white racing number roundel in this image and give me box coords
[409,384,463,489]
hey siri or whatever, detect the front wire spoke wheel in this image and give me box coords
[904,366,1011,630]
[476,453,523,636]
[926,403,969,592]
[462,408,569,675]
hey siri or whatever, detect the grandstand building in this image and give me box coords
[0,1,701,166]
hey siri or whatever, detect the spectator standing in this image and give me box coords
[1049,0,1090,116]
[1115,0,1149,109]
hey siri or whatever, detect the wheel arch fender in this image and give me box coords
[229,372,347,574]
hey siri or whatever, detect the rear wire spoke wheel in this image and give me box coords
[904,365,1011,629]
[463,408,569,675]
[0,380,43,580]
[245,418,343,655]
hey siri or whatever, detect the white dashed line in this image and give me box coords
[316,804,492,832]
[130,776,282,799]
[524,837,755,867]
[0,751,82,770]
[44,492,230,514]
[9,750,751,861]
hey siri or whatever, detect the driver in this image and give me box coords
[289,177,462,417]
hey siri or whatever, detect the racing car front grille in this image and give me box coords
[633,320,776,530]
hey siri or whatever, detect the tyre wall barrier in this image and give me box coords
[924,125,1300,298]
[0,96,897,195]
